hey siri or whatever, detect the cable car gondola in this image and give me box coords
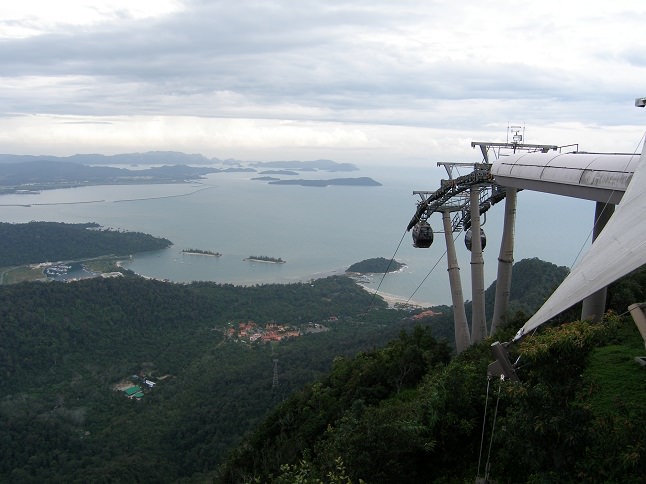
[465,228,486,251]
[412,221,434,248]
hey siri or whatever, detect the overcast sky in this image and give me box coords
[1,0,645,165]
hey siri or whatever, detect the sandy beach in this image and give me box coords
[356,283,434,308]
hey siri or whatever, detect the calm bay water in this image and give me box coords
[0,165,594,306]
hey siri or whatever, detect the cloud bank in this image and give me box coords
[1,0,645,164]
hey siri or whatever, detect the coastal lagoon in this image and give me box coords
[0,164,594,306]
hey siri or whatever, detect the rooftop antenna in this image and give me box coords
[507,124,525,152]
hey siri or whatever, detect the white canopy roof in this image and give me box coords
[513,144,646,341]
[491,152,639,204]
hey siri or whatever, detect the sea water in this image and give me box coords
[0,165,594,306]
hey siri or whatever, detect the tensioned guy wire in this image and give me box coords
[366,229,408,310]
[367,223,464,311]
[407,228,463,304]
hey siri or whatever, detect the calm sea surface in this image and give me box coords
[0,165,594,306]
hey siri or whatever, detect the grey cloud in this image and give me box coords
[0,0,638,129]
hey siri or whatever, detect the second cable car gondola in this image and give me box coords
[464,227,486,251]
[412,221,434,248]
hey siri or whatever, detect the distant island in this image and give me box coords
[0,161,222,194]
[181,249,221,257]
[244,255,285,264]
[251,176,281,182]
[0,153,359,172]
[258,170,299,176]
[346,257,405,274]
[250,159,358,172]
[0,152,364,193]
[267,177,382,187]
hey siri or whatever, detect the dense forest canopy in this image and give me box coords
[218,265,646,483]
[483,257,570,321]
[0,254,595,483]
[0,221,171,267]
[0,274,439,482]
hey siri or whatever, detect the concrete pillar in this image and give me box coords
[470,186,487,342]
[442,210,471,353]
[627,303,646,349]
[491,188,517,333]
[581,202,615,322]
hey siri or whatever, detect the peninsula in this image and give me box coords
[0,221,172,284]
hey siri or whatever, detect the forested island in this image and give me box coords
[346,256,405,273]
[182,248,222,257]
[245,255,285,263]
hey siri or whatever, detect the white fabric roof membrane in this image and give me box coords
[513,145,646,341]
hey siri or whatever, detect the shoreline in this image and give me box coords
[118,258,434,308]
[355,283,434,309]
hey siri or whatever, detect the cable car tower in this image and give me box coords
[407,127,559,353]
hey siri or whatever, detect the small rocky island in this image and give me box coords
[181,248,222,257]
[346,257,404,274]
[244,255,285,264]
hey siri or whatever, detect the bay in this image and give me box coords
[0,165,594,306]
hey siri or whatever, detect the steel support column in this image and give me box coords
[491,188,517,333]
[581,201,615,322]
[442,210,470,353]
[470,186,487,342]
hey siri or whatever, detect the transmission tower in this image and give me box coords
[272,359,279,389]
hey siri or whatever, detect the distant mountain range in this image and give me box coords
[0,151,215,166]
[0,151,375,193]
[0,151,359,172]
[0,161,222,194]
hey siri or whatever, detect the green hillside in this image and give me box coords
[217,267,646,483]
[217,319,646,484]
[0,221,171,267]
[484,257,570,320]
[0,275,431,482]
[0,255,632,483]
